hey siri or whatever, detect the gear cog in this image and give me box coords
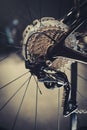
[22,17,79,70]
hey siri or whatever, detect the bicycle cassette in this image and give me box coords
[22,17,78,70]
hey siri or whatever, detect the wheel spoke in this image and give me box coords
[57,88,60,130]
[33,75,42,95]
[34,80,39,130]
[11,75,32,130]
[39,0,42,25]
[24,0,35,22]
[0,49,22,62]
[0,31,12,39]
[0,55,9,62]
[66,67,87,81]
[0,78,29,111]
[77,90,87,102]
[0,71,29,90]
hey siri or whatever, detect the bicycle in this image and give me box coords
[0,0,87,130]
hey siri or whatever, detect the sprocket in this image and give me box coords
[22,17,77,70]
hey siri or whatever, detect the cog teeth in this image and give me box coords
[23,17,78,68]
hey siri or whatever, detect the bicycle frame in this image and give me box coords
[46,0,87,63]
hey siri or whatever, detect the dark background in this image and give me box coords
[0,0,73,47]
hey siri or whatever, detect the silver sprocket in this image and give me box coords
[22,17,79,70]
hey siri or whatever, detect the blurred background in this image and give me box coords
[0,0,87,130]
